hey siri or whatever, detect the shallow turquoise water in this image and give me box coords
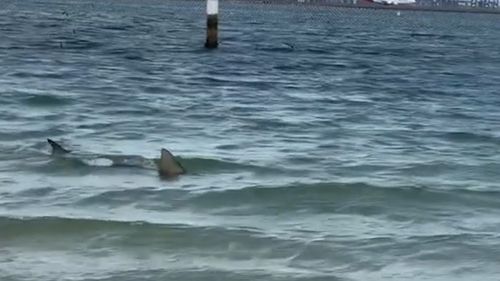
[1,0,500,280]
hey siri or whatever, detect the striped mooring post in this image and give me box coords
[205,0,218,48]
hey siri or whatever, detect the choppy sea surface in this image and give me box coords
[1,0,500,280]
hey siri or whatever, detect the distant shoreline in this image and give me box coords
[224,0,500,15]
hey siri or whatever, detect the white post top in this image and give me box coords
[207,0,219,15]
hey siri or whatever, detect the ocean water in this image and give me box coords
[1,0,500,280]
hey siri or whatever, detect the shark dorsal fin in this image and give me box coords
[47,139,71,155]
[159,148,185,177]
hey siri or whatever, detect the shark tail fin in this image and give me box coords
[47,139,71,155]
[159,148,185,177]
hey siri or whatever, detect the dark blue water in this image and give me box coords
[1,0,500,280]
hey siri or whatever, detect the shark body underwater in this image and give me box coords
[47,139,186,178]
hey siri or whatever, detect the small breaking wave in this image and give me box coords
[186,181,500,215]
[0,215,300,255]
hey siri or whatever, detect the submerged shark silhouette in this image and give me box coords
[47,138,186,178]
